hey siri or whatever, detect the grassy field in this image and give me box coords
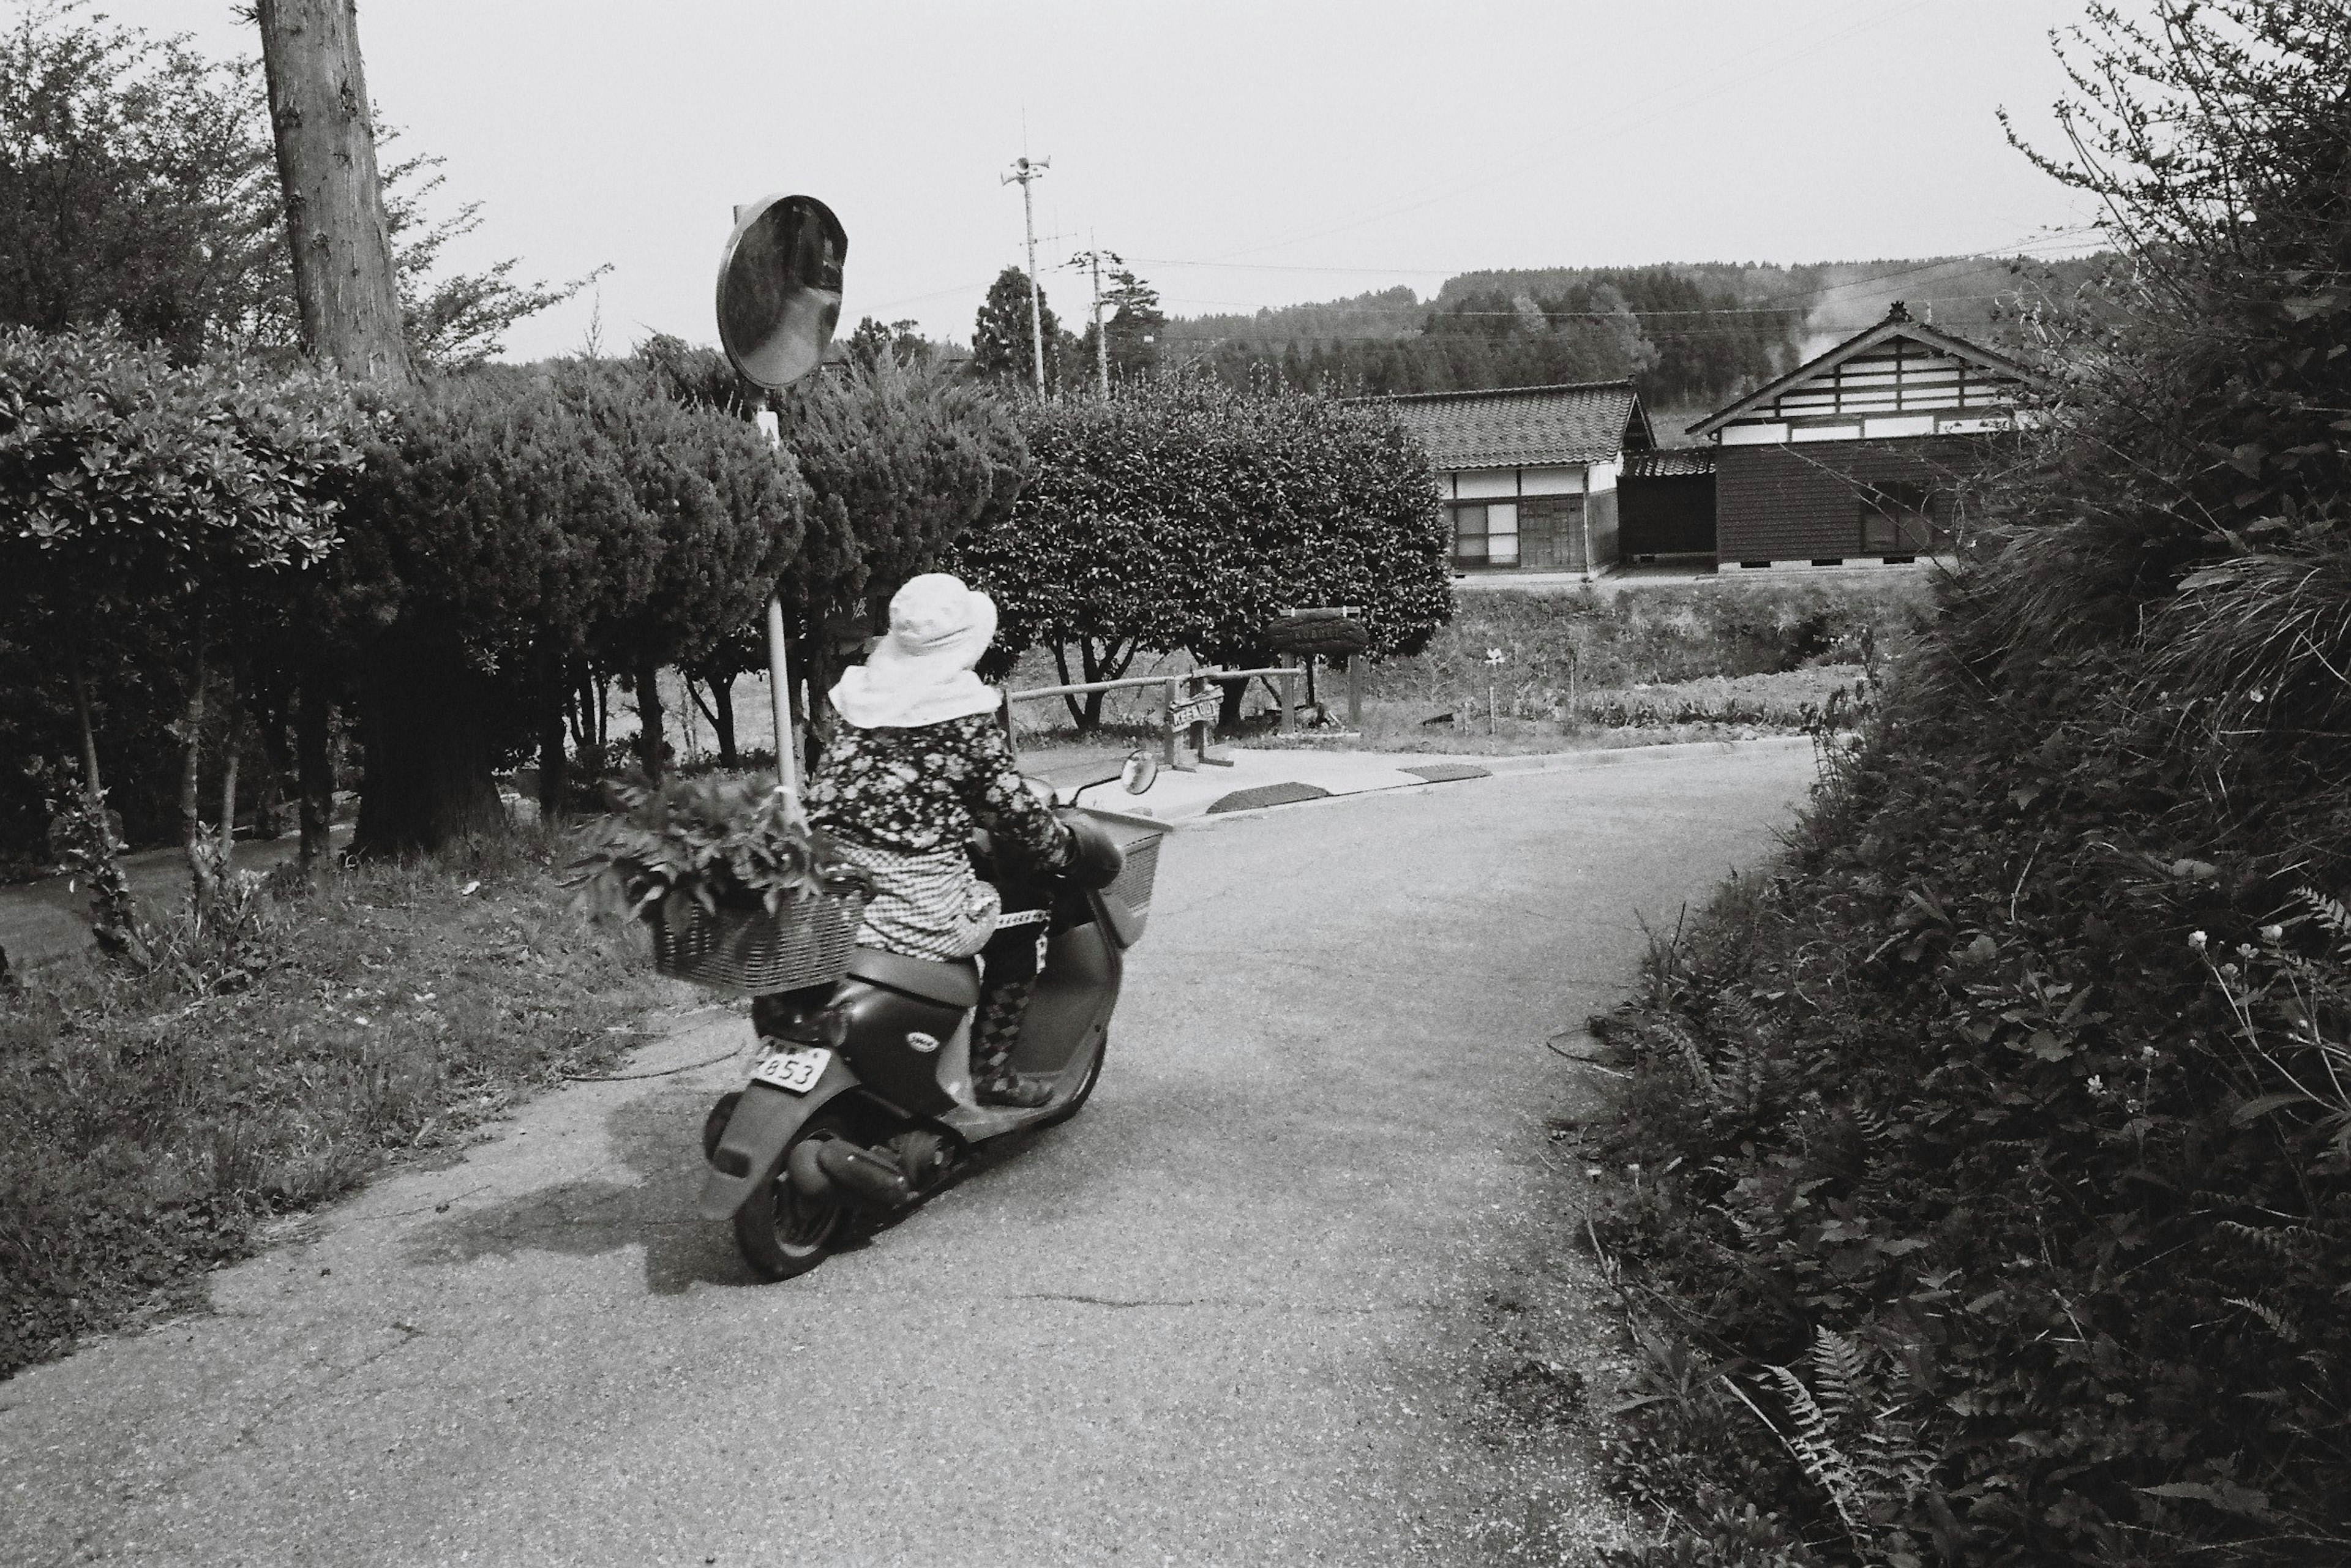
[0,830,690,1378]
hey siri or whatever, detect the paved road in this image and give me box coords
[2,746,1815,1566]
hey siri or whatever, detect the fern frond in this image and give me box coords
[1757,1362,1867,1532]
[2225,1294,2303,1343]
[1810,1326,1873,1428]
[2297,885,2351,955]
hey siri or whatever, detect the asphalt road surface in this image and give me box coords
[3,744,1817,1566]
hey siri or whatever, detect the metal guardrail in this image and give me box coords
[1000,666,1313,770]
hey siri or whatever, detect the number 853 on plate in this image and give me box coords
[751,1046,831,1094]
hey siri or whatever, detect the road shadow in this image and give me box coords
[400,1084,765,1294]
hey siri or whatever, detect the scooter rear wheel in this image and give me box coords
[735,1112,848,1280]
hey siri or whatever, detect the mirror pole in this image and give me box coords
[768,593,797,803]
[755,403,798,806]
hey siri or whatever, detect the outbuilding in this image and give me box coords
[1688,303,2037,568]
[1377,381,1654,576]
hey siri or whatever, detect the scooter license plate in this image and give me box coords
[750,1046,831,1095]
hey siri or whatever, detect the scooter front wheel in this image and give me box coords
[735,1111,849,1280]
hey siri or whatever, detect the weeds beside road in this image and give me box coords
[0,830,683,1378]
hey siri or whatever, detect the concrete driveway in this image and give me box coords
[1,744,1816,1566]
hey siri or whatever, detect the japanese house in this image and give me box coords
[1687,302,2037,567]
[1377,381,1654,575]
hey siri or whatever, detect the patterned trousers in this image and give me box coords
[972,901,1050,1084]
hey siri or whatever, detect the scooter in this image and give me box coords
[696,755,1165,1278]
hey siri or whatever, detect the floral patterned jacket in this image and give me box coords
[806,711,1072,866]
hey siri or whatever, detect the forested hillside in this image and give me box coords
[1160,253,2111,432]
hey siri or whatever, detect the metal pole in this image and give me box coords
[754,402,799,803]
[767,594,797,801]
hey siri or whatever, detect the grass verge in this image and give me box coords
[0,828,688,1379]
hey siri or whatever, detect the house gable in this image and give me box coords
[1689,304,2035,442]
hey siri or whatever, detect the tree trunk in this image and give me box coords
[536,639,570,816]
[254,0,413,386]
[217,666,241,872]
[684,669,737,768]
[70,657,105,816]
[711,673,737,767]
[253,715,290,840]
[632,656,666,781]
[179,624,219,914]
[353,628,505,855]
[296,674,334,866]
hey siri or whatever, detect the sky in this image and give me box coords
[105,0,2120,362]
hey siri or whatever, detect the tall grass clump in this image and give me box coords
[1583,7,2351,1564]
[0,826,677,1378]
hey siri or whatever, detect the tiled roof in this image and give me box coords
[1624,449,1716,479]
[1369,381,1648,471]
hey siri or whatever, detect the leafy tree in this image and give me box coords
[0,3,283,359]
[318,363,812,849]
[844,315,936,370]
[550,359,811,786]
[0,2,591,368]
[970,264,1062,391]
[642,336,1026,765]
[0,324,362,906]
[1074,262,1165,386]
[948,375,1450,730]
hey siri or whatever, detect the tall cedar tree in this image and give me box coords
[970,265,1062,392]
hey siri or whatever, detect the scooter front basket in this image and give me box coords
[1079,809,1165,947]
[652,889,868,996]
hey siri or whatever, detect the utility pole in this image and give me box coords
[1070,245,1122,396]
[1002,155,1049,394]
[1089,247,1109,394]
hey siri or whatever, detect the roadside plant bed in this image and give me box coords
[0,828,683,1379]
[1576,666,1872,732]
[1370,579,1925,718]
[1581,668,2351,1566]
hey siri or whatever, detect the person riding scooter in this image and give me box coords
[777,572,1117,1106]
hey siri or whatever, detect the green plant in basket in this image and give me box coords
[566,773,872,932]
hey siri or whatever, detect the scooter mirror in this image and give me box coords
[1121,749,1160,795]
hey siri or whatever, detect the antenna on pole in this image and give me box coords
[1002,155,1050,394]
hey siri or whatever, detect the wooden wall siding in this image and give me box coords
[1586,488,1619,569]
[1716,435,2004,560]
[1620,473,1718,556]
[1518,493,1584,570]
[1741,337,2022,427]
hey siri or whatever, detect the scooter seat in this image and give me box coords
[846,948,981,1009]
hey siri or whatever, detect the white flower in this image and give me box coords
[2260,924,2284,943]
[2087,1074,2107,1095]
[2188,930,2209,953]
